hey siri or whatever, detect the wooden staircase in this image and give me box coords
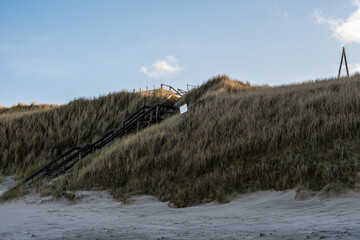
[22,87,185,185]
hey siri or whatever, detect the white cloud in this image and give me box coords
[315,1,360,76]
[314,0,360,44]
[349,63,360,74]
[140,56,183,78]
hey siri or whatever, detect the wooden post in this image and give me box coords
[338,47,350,79]
[344,48,350,77]
[137,120,140,132]
[180,104,189,136]
[140,87,141,93]
[156,105,159,122]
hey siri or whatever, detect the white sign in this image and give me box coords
[180,104,188,114]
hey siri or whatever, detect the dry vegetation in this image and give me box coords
[0,102,59,121]
[0,102,58,114]
[40,75,360,207]
[0,92,165,178]
[2,75,360,206]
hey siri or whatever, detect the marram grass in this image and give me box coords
[2,75,360,206]
[0,91,164,177]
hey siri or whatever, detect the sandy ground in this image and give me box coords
[0,176,16,196]
[1,180,360,239]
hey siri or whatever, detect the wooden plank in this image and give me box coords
[156,105,159,122]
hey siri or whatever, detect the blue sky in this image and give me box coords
[1,0,360,106]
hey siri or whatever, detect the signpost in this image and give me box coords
[180,104,188,136]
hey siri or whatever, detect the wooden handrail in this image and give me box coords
[23,147,81,183]
[21,95,181,185]
[123,106,149,125]
[161,84,186,96]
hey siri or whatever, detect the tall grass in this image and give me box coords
[0,91,166,177]
[0,102,58,114]
[2,75,360,207]
[51,75,360,207]
[0,103,60,122]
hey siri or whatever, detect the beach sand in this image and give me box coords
[1,180,360,239]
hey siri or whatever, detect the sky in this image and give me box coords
[1,0,360,106]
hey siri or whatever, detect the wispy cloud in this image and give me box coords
[313,0,360,44]
[349,63,360,74]
[140,56,183,78]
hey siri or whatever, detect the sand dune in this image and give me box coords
[1,182,360,239]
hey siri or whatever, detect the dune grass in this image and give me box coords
[2,75,360,206]
[0,91,167,178]
[31,75,359,207]
[0,102,57,115]
[0,103,60,122]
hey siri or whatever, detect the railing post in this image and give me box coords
[137,120,140,132]
[156,105,159,122]
[149,110,153,126]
